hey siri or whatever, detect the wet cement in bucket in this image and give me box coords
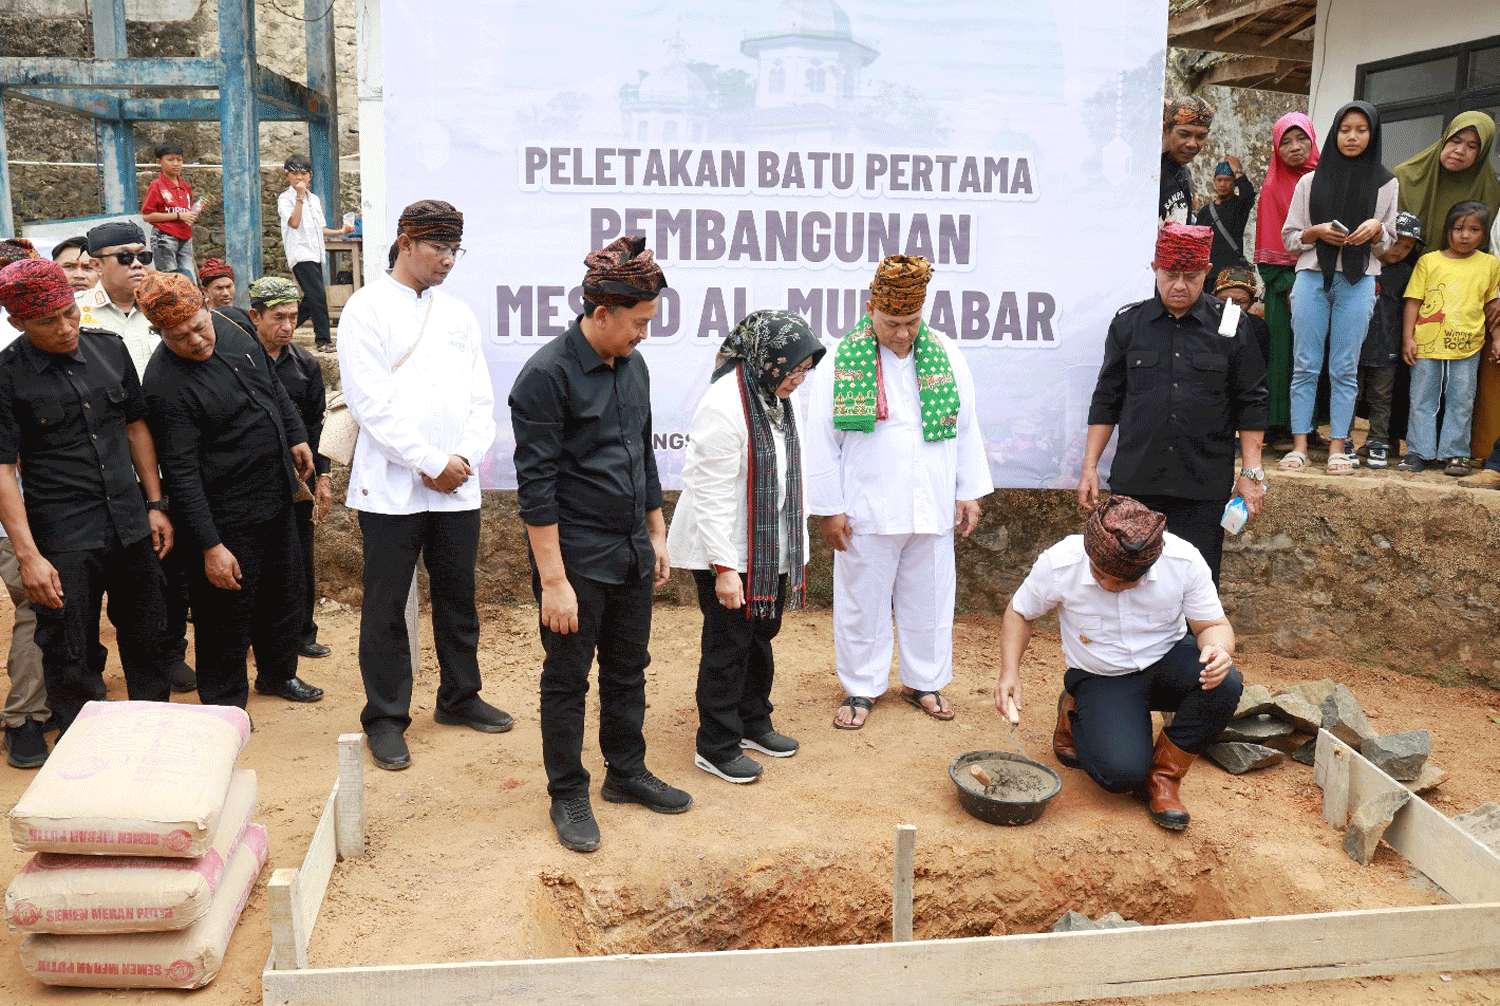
[956,756,1059,801]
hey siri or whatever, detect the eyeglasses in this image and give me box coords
[422,242,465,263]
[109,251,153,266]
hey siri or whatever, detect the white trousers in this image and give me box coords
[832,530,955,697]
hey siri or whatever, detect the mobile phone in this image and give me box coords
[1330,220,1350,236]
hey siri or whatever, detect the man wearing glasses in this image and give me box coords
[278,153,354,354]
[337,200,511,772]
[76,221,158,379]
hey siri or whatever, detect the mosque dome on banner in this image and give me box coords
[741,0,878,111]
[622,37,715,143]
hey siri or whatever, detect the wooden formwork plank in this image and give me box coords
[298,783,340,940]
[1315,730,1500,904]
[892,824,915,942]
[335,733,365,859]
[267,868,308,971]
[268,777,341,971]
[261,902,1500,1006]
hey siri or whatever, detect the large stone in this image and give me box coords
[1204,742,1285,775]
[1217,714,1294,745]
[1359,730,1430,782]
[1453,803,1500,854]
[1233,684,1276,720]
[1290,737,1319,765]
[1050,910,1099,933]
[1270,693,1323,733]
[1283,678,1338,708]
[1320,685,1378,747]
[1342,788,1413,865]
[1093,912,1142,930]
[1401,762,1449,795]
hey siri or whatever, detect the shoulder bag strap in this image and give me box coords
[390,293,436,373]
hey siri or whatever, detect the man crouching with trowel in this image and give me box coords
[992,496,1241,830]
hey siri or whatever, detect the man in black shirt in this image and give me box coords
[1160,96,1213,225]
[137,272,323,710]
[1194,157,1257,286]
[510,236,692,853]
[245,276,333,659]
[0,259,174,735]
[1080,222,1268,585]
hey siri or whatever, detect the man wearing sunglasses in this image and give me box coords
[76,221,158,382]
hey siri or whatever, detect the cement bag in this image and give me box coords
[9,701,251,856]
[20,823,269,989]
[7,769,258,934]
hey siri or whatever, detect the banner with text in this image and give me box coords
[382,0,1166,489]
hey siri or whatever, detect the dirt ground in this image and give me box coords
[0,601,1499,1005]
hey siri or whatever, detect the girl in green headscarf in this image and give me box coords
[1395,112,1500,460]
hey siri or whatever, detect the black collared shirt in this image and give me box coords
[0,328,151,552]
[142,314,308,551]
[214,308,330,479]
[509,319,663,584]
[1088,293,1268,501]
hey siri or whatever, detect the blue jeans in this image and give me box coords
[149,231,196,280]
[1288,270,1377,442]
[1407,354,1481,461]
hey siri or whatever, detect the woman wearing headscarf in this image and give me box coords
[1394,112,1500,462]
[1255,112,1319,447]
[1279,101,1399,475]
[667,310,825,786]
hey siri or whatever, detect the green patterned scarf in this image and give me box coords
[831,316,959,442]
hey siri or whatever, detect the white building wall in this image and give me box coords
[1310,0,1500,138]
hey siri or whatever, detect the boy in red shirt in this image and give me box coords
[140,142,207,280]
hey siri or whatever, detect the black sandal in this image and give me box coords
[902,688,955,721]
[833,695,875,730]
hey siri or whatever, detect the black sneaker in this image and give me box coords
[434,699,514,733]
[694,752,763,784]
[167,660,197,693]
[367,730,411,771]
[5,720,47,769]
[1395,455,1427,472]
[1365,440,1388,469]
[601,768,693,813]
[549,796,600,852]
[741,730,799,758]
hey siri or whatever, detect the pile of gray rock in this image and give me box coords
[1200,678,1446,793]
[1049,910,1141,933]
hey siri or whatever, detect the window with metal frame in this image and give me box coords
[1356,35,1500,172]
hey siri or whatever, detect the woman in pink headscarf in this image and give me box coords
[1255,113,1319,446]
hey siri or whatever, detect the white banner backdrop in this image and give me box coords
[380,0,1166,490]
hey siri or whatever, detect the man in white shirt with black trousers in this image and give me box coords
[337,199,511,771]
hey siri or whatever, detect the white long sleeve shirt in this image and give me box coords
[666,373,808,573]
[804,328,992,533]
[278,187,328,268]
[337,272,496,515]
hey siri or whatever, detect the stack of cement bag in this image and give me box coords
[4,701,266,989]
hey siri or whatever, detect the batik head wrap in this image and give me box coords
[1255,112,1319,266]
[0,239,39,267]
[1213,161,1234,178]
[247,275,301,309]
[1153,222,1212,272]
[868,255,932,316]
[396,199,464,245]
[581,235,667,308]
[1163,95,1214,130]
[198,258,233,284]
[710,310,825,618]
[1084,496,1167,581]
[136,271,205,330]
[1394,111,1500,252]
[86,220,146,255]
[1213,266,1258,298]
[0,259,75,321]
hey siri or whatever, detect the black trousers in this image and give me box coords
[295,498,319,646]
[533,565,652,800]
[693,570,784,762]
[357,509,483,736]
[160,533,192,667]
[189,506,303,708]
[1483,434,1500,472]
[292,260,331,346]
[1131,494,1226,587]
[34,535,171,732]
[1063,636,1242,793]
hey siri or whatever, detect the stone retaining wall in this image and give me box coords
[311,470,1500,690]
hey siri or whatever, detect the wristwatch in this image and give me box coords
[145,496,171,512]
[1238,468,1266,483]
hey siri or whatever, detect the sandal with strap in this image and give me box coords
[1444,457,1472,477]
[1326,452,1357,475]
[833,695,875,730]
[902,688,955,721]
[1276,450,1308,471]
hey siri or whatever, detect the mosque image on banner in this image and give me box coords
[380,0,1167,490]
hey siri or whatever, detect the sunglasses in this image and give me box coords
[109,251,153,267]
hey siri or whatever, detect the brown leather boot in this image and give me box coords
[1052,690,1080,768]
[1144,733,1196,831]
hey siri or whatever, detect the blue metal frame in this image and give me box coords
[0,0,340,305]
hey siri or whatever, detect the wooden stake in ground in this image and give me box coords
[893,823,915,942]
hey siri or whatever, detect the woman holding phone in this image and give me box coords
[1278,101,1400,474]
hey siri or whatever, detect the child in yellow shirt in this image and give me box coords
[1398,200,1500,474]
